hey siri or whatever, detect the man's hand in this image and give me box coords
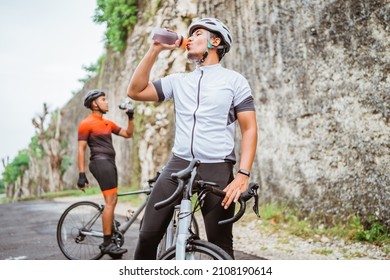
[119,101,134,120]
[221,174,249,209]
[77,172,89,192]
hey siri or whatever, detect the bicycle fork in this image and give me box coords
[176,199,192,260]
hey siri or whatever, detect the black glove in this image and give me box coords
[126,106,134,120]
[119,102,134,120]
[77,172,89,188]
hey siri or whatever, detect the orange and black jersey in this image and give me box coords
[78,114,121,161]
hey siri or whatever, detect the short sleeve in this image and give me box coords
[152,74,179,101]
[233,75,253,107]
[78,121,90,141]
[109,120,121,135]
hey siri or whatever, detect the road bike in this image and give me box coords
[56,171,199,260]
[57,159,260,260]
[155,159,260,260]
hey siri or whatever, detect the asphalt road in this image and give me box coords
[0,198,263,260]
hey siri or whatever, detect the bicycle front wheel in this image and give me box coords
[57,201,104,260]
[157,215,200,258]
[158,239,233,260]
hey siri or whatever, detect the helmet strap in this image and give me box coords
[196,31,213,65]
[207,31,213,49]
[197,50,208,65]
[92,100,106,114]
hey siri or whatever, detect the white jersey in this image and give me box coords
[152,63,255,163]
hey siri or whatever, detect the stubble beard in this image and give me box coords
[187,52,200,62]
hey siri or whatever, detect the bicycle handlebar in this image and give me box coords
[171,159,200,180]
[154,180,184,210]
[196,181,260,225]
[153,159,260,225]
[154,159,201,210]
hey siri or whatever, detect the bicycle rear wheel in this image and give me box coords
[57,201,104,260]
[158,239,232,260]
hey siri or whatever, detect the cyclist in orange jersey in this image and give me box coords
[77,89,134,257]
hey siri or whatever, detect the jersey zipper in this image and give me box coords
[190,70,203,158]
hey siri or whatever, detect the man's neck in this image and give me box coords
[91,110,103,117]
[195,49,220,66]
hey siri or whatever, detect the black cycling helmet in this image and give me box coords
[84,89,105,109]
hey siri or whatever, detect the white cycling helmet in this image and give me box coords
[188,18,232,53]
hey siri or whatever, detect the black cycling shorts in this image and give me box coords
[134,154,235,259]
[89,159,118,192]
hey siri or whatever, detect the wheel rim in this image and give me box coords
[57,202,104,260]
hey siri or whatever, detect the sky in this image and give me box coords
[0,0,105,177]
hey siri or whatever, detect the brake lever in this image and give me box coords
[253,190,260,218]
[249,183,260,218]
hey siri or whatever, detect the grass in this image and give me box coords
[246,202,390,255]
[2,186,389,256]
[0,184,146,205]
[311,248,333,256]
[117,185,148,206]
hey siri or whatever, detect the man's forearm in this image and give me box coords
[77,141,87,173]
[127,47,160,98]
[78,151,85,173]
[126,119,134,138]
[237,111,258,172]
[239,127,257,172]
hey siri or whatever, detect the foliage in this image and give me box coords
[39,186,101,200]
[78,54,106,84]
[40,184,139,201]
[61,155,72,176]
[93,0,138,52]
[142,0,162,21]
[2,150,29,184]
[29,135,45,159]
[0,179,4,194]
[355,216,389,243]
[254,202,390,246]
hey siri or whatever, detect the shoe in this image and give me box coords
[99,243,127,256]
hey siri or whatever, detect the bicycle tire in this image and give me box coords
[157,216,200,258]
[158,239,232,260]
[57,201,104,260]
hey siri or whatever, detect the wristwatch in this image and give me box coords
[238,169,250,177]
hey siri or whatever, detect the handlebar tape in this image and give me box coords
[218,182,260,225]
[218,199,246,225]
[154,160,200,210]
[171,159,200,181]
[154,180,184,210]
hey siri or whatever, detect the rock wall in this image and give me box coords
[52,0,390,228]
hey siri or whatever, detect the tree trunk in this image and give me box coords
[32,104,64,192]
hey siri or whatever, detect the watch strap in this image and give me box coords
[238,169,250,177]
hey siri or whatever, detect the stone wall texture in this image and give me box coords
[39,0,390,229]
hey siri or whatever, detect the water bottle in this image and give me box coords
[151,28,188,48]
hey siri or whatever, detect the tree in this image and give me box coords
[32,103,64,192]
[2,151,29,199]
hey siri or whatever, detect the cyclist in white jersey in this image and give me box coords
[127,18,258,259]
